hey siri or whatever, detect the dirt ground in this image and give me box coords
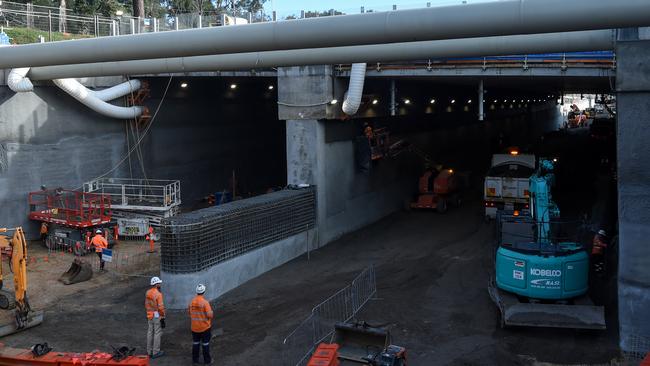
[1,126,621,365]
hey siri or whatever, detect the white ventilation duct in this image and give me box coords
[92,79,142,101]
[342,63,367,115]
[53,78,144,119]
[7,68,34,92]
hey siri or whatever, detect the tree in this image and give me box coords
[133,0,144,17]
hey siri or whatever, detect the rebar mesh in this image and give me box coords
[622,333,650,361]
[160,187,315,273]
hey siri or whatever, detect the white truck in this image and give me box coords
[484,152,536,220]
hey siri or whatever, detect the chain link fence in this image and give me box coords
[282,266,377,366]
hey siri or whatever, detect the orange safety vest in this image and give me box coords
[145,288,165,320]
[188,295,213,333]
[91,234,108,253]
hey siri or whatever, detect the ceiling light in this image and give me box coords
[268,85,274,90]
[180,82,188,88]
[467,99,472,104]
[404,99,411,105]
[230,83,237,89]
[430,98,436,104]
[330,99,338,105]
[372,99,379,105]
[451,99,456,104]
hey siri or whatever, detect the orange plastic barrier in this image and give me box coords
[0,345,149,366]
[307,343,339,366]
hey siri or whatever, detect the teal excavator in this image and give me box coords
[488,159,606,329]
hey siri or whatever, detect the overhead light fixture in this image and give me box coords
[330,99,338,105]
[527,99,530,102]
[372,99,379,105]
[467,99,472,104]
[268,85,274,90]
[404,99,411,105]
[180,82,188,88]
[451,99,456,104]
[430,98,436,104]
[230,83,237,89]
[494,100,498,103]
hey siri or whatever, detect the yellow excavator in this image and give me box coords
[0,227,43,337]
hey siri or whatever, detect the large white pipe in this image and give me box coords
[92,79,142,101]
[53,79,144,119]
[27,30,615,80]
[2,0,648,68]
[7,68,34,92]
[342,63,367,115]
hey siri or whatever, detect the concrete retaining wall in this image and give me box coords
[161,229,316,309]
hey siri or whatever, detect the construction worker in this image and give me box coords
[591,229,608,276]
[91,229,108,271]
[146,276,166,359]
[39,222,48,245]
[363,122,374,140]
[189,284,213,365]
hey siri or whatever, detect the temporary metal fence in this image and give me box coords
[41,236,159,277]
[160,187,316,274]
[282,266,377,366]
[623,334,650,362]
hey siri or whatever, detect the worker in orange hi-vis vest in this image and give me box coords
[146,226,155,253]
[91,229,108,271]
[39,222,48,245]
[145,277,166,359]
[189,284,213,365]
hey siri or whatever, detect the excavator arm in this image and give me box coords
[0,227,41,335]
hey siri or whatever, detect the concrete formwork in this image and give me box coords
[616,37,650,357]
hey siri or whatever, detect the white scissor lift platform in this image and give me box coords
[83,178,181,236]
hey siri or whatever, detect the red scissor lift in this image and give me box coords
[28,189,113,253]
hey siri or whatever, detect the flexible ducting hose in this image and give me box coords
[92,79,142,101]
[342,63,367,115]
[53,78,144,119]
[7,68,34,92]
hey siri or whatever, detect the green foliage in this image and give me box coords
[5,27,92,44]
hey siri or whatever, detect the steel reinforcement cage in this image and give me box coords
[160,187,316,273]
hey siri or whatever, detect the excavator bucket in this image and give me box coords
[489,278,606,330]
[0,310,43,337]
[59,258,93,285]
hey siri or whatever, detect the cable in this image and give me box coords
[74,76,173,190]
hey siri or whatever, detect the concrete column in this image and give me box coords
[478,79,484,121]
[616,34,650,357]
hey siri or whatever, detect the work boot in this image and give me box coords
[151,351,165,359]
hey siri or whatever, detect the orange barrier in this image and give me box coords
[0,345,149,366]
[307,343,339,366]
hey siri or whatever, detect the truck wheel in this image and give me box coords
[437,199,448,214]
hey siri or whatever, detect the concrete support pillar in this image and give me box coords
[390,79,396,117]
[478,79,484,121]
[616,33,650,357]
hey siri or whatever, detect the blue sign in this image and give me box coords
[101,248,113,262]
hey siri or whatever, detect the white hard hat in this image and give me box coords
[96,229,102,234]
[196,283,206,294]
[598,229,607,237]
[150,277,162,286]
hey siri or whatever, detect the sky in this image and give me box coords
[265,0,494,17]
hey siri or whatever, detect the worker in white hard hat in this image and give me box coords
[145,276,166,359]
[188,283,213,365]
[91,228,108,271]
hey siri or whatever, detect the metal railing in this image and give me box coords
[282,266,377,366]
[83,178,181,212]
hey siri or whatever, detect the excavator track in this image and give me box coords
[0,289,16,310]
